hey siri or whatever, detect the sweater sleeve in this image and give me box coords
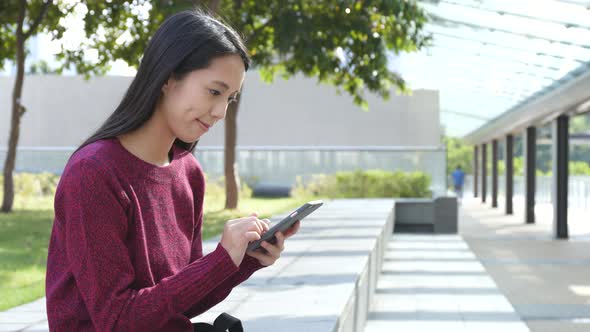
[183,209,265,319]
[59,159,240,331]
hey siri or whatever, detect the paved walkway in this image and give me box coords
[0,298,47,332]
[461,198,590,332]
[365,197,590,332]
[365,234,530,332]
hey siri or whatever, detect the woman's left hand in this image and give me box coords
[246,220,301,266]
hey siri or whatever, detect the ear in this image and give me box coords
[161,79,170,94]
[161,75,176,94]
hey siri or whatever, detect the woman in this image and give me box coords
[45,10,299,331]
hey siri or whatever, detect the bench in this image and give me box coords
[197,199,395,332]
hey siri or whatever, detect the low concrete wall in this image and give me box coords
[393,197,458,234]
[197,199,395,332]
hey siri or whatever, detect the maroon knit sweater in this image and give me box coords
[46,138,264,331]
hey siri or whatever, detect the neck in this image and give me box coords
[117,112,175,167]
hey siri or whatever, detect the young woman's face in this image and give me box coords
[158,54,246,143]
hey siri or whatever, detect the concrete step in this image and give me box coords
[364,234,530,332]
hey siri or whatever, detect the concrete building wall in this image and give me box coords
[0,73,440,148]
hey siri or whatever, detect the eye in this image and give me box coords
[208,89,221,96]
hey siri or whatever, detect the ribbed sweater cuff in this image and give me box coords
[240,254,266,274]
[166,243,239,313]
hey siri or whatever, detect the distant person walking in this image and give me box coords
[452,165,465,201]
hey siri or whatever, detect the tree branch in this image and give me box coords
[16,0,26,39]
[17,99,27,118]
[23,0,52,40]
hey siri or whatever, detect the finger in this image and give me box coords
[253,219,265,232]
[245,217,263,235]
[244,231,261,243]
[275,232,286,251]
[246,250,272,266]
[261,240,281,258]
[250,212,259,218]
[231,217,261,234]
[284,221,301,238]
[256,219,266,234]
[259,219,271,233]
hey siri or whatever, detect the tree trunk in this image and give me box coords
[207,0,242,210]
[208,0,221,11]
[224,96,241,209]
[2,1,27,213]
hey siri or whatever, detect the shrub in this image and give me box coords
[205,175,252,200]
[570,161,590,176]
[0,172,60,197]
[0,172,251,203]
[292,169,431,198]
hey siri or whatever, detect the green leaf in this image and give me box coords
[0,0,429,108]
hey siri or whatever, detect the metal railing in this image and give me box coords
[1,145,448,195]
[462,174,590,209]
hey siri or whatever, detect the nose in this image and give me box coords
[211,101,229,120]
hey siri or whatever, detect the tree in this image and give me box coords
[444,136,472,175]
[1,0,429,212]
[27,59,58,74]
[215,0,430,208]
[1,0,56,212]
[1,0,190,212]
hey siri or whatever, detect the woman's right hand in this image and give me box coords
[220,213,269,267]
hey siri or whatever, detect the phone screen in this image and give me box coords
[247,200,323,251]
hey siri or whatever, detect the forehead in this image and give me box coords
[188,54,245,91]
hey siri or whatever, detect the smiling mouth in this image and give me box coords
[196,119,211,129]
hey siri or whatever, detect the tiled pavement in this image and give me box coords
[365,234,530,332]
[365,198,590,332]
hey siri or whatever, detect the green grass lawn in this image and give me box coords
[0,194,317,311]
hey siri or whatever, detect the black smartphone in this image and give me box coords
[247,200,324,252]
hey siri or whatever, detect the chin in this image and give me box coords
[177,132,204,143]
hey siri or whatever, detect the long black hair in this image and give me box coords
[77,10,250,153]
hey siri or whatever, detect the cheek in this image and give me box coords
[158,99,186,134]
[162,90,192,117]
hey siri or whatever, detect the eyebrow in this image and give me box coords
[212,80,230,90]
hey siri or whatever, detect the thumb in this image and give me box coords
[250,212,259,218]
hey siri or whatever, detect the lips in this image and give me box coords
[196,119,211,130]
